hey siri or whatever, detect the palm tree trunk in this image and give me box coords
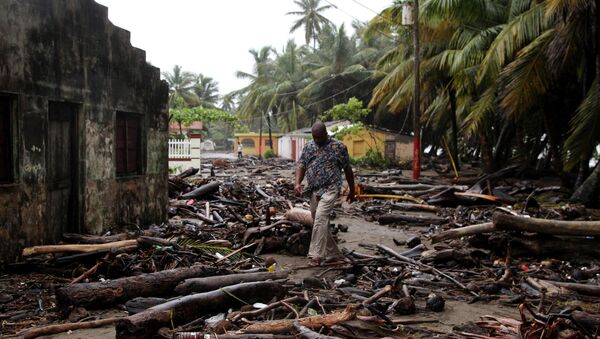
[570,0,600,205]
[478,130,495,173]
[412,0,421,180]
[448,88,460,170]
[571,163,600,206]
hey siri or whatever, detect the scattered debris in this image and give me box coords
[3,158,600,338]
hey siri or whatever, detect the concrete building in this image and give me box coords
[0,0,169,262]
[234,133,282,157]
[278,121,351,161]
[340,126,413,162]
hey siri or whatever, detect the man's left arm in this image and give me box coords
[339,144,355,202]
[343,164,355,202]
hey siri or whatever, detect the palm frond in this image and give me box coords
[499,29,555,120]
[478,2,548,86]
[462,85,497,137]
[177,238,245,261]
[563,80,600,170]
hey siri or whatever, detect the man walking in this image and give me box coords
[295,122,355,266]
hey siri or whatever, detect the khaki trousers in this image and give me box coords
[308,188,343,260]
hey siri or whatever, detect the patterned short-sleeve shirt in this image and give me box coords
[297,137,350,197]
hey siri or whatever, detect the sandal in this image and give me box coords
[322,257,348,265]
[307,258,321,267]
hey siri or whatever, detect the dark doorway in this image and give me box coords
[385,140,396,162]
[47,102,80,241]
[0,96,12,183]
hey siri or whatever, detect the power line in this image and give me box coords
[322,0,400,43]
[234,76,374,123]
[349,0,397,26]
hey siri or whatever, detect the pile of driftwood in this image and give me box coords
[4,159,600,338]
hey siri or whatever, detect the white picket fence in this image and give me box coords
[168,139,191,159]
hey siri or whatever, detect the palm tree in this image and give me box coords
[287,0,334,48]
[367,0,600,196]
[267,40,311,131]
[193,74,220,108]
[299,24,378,122]
[162,65,196,108]
[220,93,237,112]
[233,47,277,131]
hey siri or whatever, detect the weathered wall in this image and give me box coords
[342,129,387,158]
[0,0,169,262]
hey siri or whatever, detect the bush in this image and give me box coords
[168,166,183,174]
[264,149,276,159]
[351,149,391,168]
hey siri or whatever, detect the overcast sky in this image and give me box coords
[94,0,392,95]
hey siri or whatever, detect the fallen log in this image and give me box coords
[377,213,446,225]
[22,239,138,257]
[293,322,342,339]
[116,281,287,339]
[176,335,293,339]
[572,310,600,332]
[181,181,221,199]
[125,297,168,315]
[493,212,600,237]
[54,246,137,265]
[62,232,130,244]
[362,183,465,192]
[241,304,358,334]
[284,208,313,226]
[175,167,199,179]
[56,265,224,311]
[18,317,122,339]
[390,203,439,213]
[175,271,289,294]
[502,235,600,259]
[431,222,495,243]
[538,280,600,297]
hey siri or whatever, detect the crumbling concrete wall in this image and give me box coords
[0,0,169,262]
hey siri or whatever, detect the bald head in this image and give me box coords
[311,121,328,146]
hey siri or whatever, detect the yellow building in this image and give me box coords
[340,127,413,163]
[234,133,282,157]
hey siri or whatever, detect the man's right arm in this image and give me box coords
[294,166,305,195]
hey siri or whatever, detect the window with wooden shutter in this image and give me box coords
[0,96,12,183]
[115,112,142,176]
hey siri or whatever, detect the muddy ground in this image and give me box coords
[29,210,519,338]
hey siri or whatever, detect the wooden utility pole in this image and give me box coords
[267,111,274,151]
[412,0,421,180]
[258,113,263,159]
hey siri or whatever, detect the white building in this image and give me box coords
[278,120,351,161]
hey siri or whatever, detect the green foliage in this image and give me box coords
[264,149,276,158]
[163,65,221,109]
[350,148,391,169]
[332,122,366,141]
[169,106,239,129]
[226,0,600,183]
[168,166,182,174]
[235,124,250,133]
[322,97,371,123]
